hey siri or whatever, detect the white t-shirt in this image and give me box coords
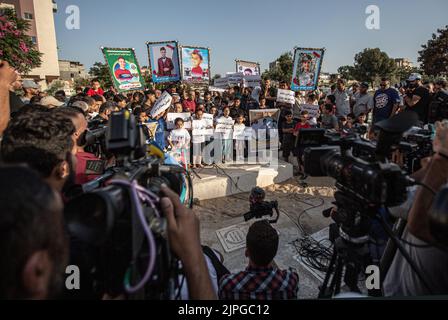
[169,128,190,149]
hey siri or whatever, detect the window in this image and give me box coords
[31,37,37,45]
[24,12,33,20]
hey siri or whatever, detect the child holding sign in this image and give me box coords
[216,106,234,163]
[233,114,247,163]
[192,108,206,168]
[168,118,191,168]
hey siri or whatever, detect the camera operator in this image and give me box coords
[383,121,448,296]
[403,73,431,124]
[219,220,299,300]
[90,101,117,129]
[1,111,77,193]
[0,167,216,300]
[0,166,68,299]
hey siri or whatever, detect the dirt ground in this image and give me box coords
[195,176,336,234]
[193,176,337,299]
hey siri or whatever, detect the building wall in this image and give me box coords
[59,60,88,81]
[1,0,59,88]
[31,0,59,85]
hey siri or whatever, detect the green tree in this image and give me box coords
[212,74,222,80]
[394,65,422,83]
[73,77,90,88]
[0,8,42,74]
[418,26,448,77]
[89,62,112,88]
[351,48,396,87]
[337,65,355,81]
[262,52,293,83]
[46,80,65,96]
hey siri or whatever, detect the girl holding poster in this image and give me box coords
[168,118,191,168]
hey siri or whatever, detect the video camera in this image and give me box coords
[65,110,193,299]
[243,187,280,224]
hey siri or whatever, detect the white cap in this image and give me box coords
[408,73,422,81]
[40,96,65,108]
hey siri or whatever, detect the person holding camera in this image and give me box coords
[383,121,448,296]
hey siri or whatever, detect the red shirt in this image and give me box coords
[294,122,311,132]
[182,100,196,113]
[75,152,105,185]
[87,88,104,97]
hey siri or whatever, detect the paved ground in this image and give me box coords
[194,176,337,299]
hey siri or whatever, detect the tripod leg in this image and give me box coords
[318,249,337,298]
[332,256,344,296]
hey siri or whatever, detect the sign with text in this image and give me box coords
[167,112,192,129]
[150,91,173,118]
[276,89,296,104]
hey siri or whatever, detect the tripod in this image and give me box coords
[318,232,372,298]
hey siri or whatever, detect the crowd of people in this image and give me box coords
[1,57,448,300]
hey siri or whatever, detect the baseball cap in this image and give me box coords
[22,79,39,89]
[408,73,422,82]
[40,96,65,108]
[71,100,89,113]
[360,82,369,88]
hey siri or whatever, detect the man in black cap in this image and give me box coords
[404,73,431,123]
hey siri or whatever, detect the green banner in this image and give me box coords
[101,47,145,92]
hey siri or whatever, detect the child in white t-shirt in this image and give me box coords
[233,114,246,163]
[168,118,191,167]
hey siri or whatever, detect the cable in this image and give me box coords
[109,180,158,294]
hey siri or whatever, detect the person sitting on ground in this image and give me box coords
[219,220,299,300]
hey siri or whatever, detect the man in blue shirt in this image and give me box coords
[373,78,401,124]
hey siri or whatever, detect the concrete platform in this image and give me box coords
[191,161,294,200]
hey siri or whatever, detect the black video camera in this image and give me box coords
[244,200,280,224]
[65,110,193,299]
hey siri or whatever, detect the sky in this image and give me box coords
[53,0,448,76]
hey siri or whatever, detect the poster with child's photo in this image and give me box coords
[180,46,211,83]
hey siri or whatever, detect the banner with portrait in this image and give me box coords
[180,46,211,83]
[102,47,145,93]
[146,41,181,83]
[236,60,261,76]
[291,48,325,92]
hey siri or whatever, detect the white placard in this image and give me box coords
[243,75,262,88]
[192,119,214,136]
[167,112,192,129]
[276,89,295,104]
[202,113,214,127]
[208,86,227,93]
[213,77,229,88]
[233,125,253,140]
[215,117,235,134]
[150,91,173,117]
